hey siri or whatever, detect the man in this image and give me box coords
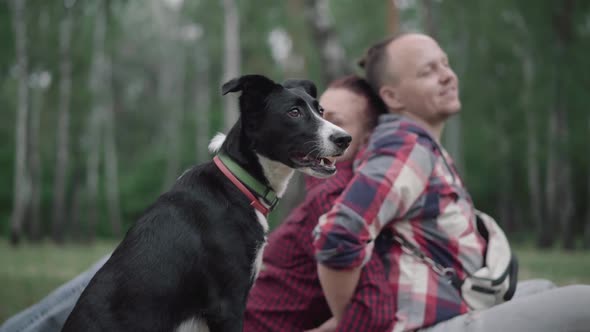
[314,33,590,331]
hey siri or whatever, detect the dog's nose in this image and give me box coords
[330,132,352,149]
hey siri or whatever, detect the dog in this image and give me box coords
[61,74,351,332]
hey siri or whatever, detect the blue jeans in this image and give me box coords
[420,280,590,332]
[0,255,110,332]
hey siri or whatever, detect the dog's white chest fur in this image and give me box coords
[175,318,209,332]
[253,211,268,280]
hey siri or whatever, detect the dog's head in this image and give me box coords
[222,74,351,178]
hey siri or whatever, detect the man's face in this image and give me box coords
[384,35,460,124]
[320,88,371,162]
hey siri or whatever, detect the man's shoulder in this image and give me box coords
[367,121,437,155]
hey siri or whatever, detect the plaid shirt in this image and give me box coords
[244,159,395,332]
[314,114,487,331]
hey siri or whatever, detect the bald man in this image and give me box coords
[313,33,590,332]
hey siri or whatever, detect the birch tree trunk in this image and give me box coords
[195,44,211,164]
[542,104,558,248]
[161,52,185,190]
[419,0,436,39]
[52,3,74,243]
[221,0,240,132]
[303,0,350,85]
[509,11,546,245]
[538,0,576,249]
[585,117,590,249]
[10,0,31,245]
[553,0,575,250]
[442,3,467,175]
[86,2,108,242]
[388,0,399,34]
[103,14,122,237]
[521,48,544,240]
[27,7,51,241]
[29,77,43,241]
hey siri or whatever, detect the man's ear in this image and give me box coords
[379,85,403,111]
[282,79,317,98]
[221,74,278,95]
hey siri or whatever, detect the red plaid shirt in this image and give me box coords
[314,114,487,331]
[244,159,395,331]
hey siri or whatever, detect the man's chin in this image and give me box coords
[443,102,461,115]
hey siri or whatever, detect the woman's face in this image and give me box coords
[319,88,372,162]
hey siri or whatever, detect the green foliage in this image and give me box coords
[0,1,589,246]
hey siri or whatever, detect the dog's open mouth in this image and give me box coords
[290,152,337,175]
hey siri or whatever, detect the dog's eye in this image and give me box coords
[288,108,301,118]
[318,107,325,117]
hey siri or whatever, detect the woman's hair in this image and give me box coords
[326,75,387,129]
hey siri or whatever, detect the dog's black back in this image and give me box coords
[62,75,350,332]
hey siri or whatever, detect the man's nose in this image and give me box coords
[440,66,456,84]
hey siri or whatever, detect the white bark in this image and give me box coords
[521,51,544,238]
[27,7,51,241]
[221,0,240,131]
[511,12,546,245]
[303,0,349,84]
[86,2,108,240]
[52,4,73,242]
[195,44,211,164]
[161,50,185,189]
[585,117,590,248]
[103,39,122,237]
[29,78,44,241]
[10,0,31,245]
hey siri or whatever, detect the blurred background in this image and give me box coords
[1,0,590,321]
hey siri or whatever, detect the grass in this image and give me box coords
[0,239,116,323]
[0,240,589,323]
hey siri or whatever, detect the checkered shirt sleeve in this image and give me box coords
[313,132,434,270]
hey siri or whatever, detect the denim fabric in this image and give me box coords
[0,255,110,332]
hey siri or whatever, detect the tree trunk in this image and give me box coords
[161,53,185,190]
[195,44,211,164]
[52,4,73,243]
[26,6,51,241]
[103,2,122,237]
[388,0,399,34]
[86,2,108,242]
[10,0,31,246]
[221,0,240,132]
[509,11,546,246]
[29,77,44,241]
[520,47,545,242]
[542,105,558,248]
[419,0,436,39]
[584,117,590,249]
[69,167,85,242]
[303,0,350,85]
[553,0,575,250]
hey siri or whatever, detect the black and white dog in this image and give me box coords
[61,75,351,332]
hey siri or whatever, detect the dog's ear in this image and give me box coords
[221,75,278,95]
[282,79,317,98]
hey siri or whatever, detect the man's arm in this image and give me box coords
[313,134,434,324]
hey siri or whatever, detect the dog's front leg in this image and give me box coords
[205,299,246,332]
